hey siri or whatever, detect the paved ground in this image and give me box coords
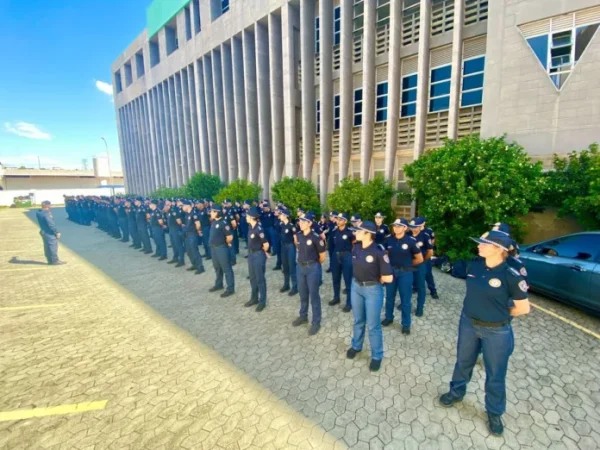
[0,207,599,450]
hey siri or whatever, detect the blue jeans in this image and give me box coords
[118,217,129,241]
[414,263,427,314]
[449,312,515,416]
[185,234,203,269]
[170,229,185,263]
[248,251,267,305]
[212,245,235,292]
[297,262,322,325]
[41,233,58,264]
[151,226,167,257]
[332,252,353,307]
[385,269,413,326]
[351,281,384,360]
[425,259,437,295]
[281,243,298,290]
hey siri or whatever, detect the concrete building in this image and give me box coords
[0,166,124,191]
[112,0,600,209]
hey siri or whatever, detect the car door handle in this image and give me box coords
[568,264,586,272]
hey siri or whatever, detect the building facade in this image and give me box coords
[112,0,600,205]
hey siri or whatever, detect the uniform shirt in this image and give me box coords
[507,256,528,281]
[311,221,323,235]
[319,220,329,237]
[127,205,137,222]
[117,204,128,219]
[296,231,326,263]
[385,234,420,269]
[36,209,59,236]
[150,208,163,227]
[375,224,390,245]
[332,227,354,253]
[248,223,268,251]
[135,205,147,225]
[412,231,434,258]
[184,211,200,236]
[280,222,297,245]
[197,208,211,229]
[463,259,528,323]
[209,218,232,246]
[167,207,183,229]
[109,202,118,218]
[261,211,275,229]
[352,242,393,283]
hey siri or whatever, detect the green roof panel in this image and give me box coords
[147,0,189,38]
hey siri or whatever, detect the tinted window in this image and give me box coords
[463,56,485,75]
[401,103,416,117]
[537,234,600,261]
[462,73,484,91]
[526,35,548,69]
[430,96,449,112]
[461,90,483,107]
[402,74,417,90]
[402,89,417,103]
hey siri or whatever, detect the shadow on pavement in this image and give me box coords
[8,256,48,266]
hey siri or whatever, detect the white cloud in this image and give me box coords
[3,122,52,140]
[95,80,113,96]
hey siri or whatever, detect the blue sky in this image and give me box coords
[0,0,152,171]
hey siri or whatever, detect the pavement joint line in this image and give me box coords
[0,303,66,311]
[530,302,600,340]
[0,401,108,422]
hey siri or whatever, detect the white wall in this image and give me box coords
[0,188,126,207]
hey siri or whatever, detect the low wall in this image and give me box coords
[0,188,125,207]
[521,207,584,244]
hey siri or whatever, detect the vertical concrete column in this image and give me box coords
[175,72,189,184]
[221,42,239,182]
[256,22,273,198]
[339,0,353,181]
[195,59,211,174]
[447,0,465,140]
[414,0,432,161]
[143,95,158,192]
[181,69,194,181]
[281,4,299,178]
[159,83,174,187]
[319,0,333,203]
[384,0,403,181]
[116,108,129,192]
[187,65,202,174]
[168,77,183,186]
[157,83,172,185]
[243,28,260,184]
[203,55,220,176]
[150,88,165,187]
[146,90,161,190]
[129,101,144,193]
[300,0,316,180]
[269,13,285,184]
[136,97,152,193]
[212,48,229,183]
[232,36,249,180]
[360,0,376,182]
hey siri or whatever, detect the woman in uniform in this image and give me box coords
[492,222,528,281]
[346,221,393,372]
[439,230,530,436]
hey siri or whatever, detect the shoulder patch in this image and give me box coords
[383,254,390,263]
[519,280,529,292]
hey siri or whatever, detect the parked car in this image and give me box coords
[519,232,600,314]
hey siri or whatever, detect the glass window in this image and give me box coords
[430,81,450,98]
[315,17,320,54]
[460,56,485,107]
[401,73,417,118]
[401,103,416,117]
[376,109,388,122]
[464,56,485,75]
[221,0,229,14]
[402,74,417,90]
[461,90,483,107]
[462,73,484,91]
[377,82,388,96]
[354,88,363,127]
[431,65,451,82]
[575,23,600,61]
[429,64,451,112]
[535,234,600,261]
[334,6,341,46]
[402,89,417,104]
[375,81,388,123]
[430,96,450,112]
[334,94,341,131]
[316,99,320,134]
[377,1,391,28]
[526,34,549,69]
[354,0,364,35]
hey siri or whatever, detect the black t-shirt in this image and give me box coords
[352,242,393,282]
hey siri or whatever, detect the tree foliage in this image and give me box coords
[271,177,321,218]
[185,172,224,200]
[149,186,187,199]
[214,179,262,204]
[542,144,600,230]
[404,135,545,261]
[327,176,395,222]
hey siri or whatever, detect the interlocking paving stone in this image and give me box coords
[0,207,598,449]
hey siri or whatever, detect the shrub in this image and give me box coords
[214,179,262,204]
[542,144,600,230]
[271,177,321,218]
[404,135,545,262]
[149,186,187,199]
[185,172,224,200]
[327,175,395,222]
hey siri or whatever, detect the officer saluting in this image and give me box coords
[208,207,235,297]
[439,230,530,436]
[292,212,327,336]
[244,207,269,312]
[36,200,65,265]
[346,221,393,372]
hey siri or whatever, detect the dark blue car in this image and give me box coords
[519,232,600,314]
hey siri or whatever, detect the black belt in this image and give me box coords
[298,260,317,267]
[392,266,414,272]
[248,249,263,254]
[336,251,350,256]
[468,317,510,328]
[354,279,380,287]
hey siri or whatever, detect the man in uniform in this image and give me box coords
[409,217,434,316]
[36,200,65,265]
[182,200,205,274]
[117,197,129,243]
[208,208,235,297]
[135,197,152,254]
[261,202,276,251]
[223,200,238,266]
[330,213,355,312]
[244,207,270,311]
[196,200,211,259]
[374,212,390,247]
[279,208,298,296]
[422,218,439,299]
[149,200,168,260]
[109,197,122,240]
[325,211,337,273]
[126,199,141,249]
[165,201,185,267]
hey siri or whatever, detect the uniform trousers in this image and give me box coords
[118,217,129,242]
[281,243,298,290]
[169,228,185,264]
[185,233,204,270]
[41,232,59,264]
[212,245,235,292]
[297,262,322,325]
[332,251,353,307]
[248,251,267,305]
[385,269,414,327]
[151,226,167,257]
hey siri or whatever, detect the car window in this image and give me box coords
[538,234,600,261]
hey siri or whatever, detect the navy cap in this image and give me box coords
[243,200,251,206]
[353,220,377,234]
[350,214,362,223]
[330,210,338,217]
[247,207,261,219]
[492,222,511,236]
[337,212,349,221]
[408,217,425,228]
[299,212,315,222]
[392,218,410,228]
[470,230,513,252]
[151,199,158,205]
[297,207,305,213]
[279,208,290,217]
[41,200,51,206]
[182,200,192,206]
[211,208,223,217]
[374,212,385,219]
[135,196,143,201]
[262,202,270,208]
[223,198,232,204]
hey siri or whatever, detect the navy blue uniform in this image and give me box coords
[247,223,268,306]
[296,230,326,325]
[127,205,141,248]
[167,207,185,264]
[375,224,390,246]
[150,208,167,258]
[117,204,129,242]
[136,205,152,252]
[184,211,204,271]
[412,231,434,315]
[331,226,354,308]
[36,209,60,264]
[423,227,438,296]
[384,235,420,326]
[280,221,298,291]
[209,218,235,292]
[273,217,282,269]
[198,208,211,258]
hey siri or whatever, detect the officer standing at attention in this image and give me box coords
[244,207,269,311]
[346,221,393,372]
[439,230,530,436]
[325,212,337,273]
[409,217,433,317]
[239,201,250,249]
[382,219,423,334]
[181,201,205,274]
[117,197,129,243]
[165,201,185,267]
[109,198,122,240]
[126,199,141,249]
[422,218,439,299]
[292,212,327,336]
[223,200,239,266]
[133,198,152,254]
[374,213,390,247]
[272,207,283,271]
[279,208,298,296]
[208,207,235,297]
[197,200,211,259]
[261,203,276,250]
[36,200,65,265]
[149,200,168,261]
[329,213,354,312]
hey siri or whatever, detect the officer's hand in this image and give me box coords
[199,232,203,237]
[56,233,61,239]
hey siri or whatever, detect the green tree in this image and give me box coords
[327,175,395,222]
[214,179,262,204]
[185,172,224,200]
[404,135,545,262]
[149,186,187,198]
[271,177,321,218]
[543,143,600,229]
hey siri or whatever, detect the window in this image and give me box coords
[193,0,201,34]
[185,6,192,41]
[354,0,364,36]
[334,94,341,131]
[429,64,451,112]
[316,100,320,134]
[376,81,389,122]
[114,70,122,93]
[461,56,485,107]
[354,88,363,127]
[124,62,133,86]
[377,0,391,28]
[575,24,599,61]
[401,73,417,117]
[150,38,160,67]
[397,167,408,192]
[135,51,145,78]
[315,17,320,54]
[165,24,178,55]
[402,0,420,46]
[532,234,600,261]
[221,0,229,14]
[334,6,341,46]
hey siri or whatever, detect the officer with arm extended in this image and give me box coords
[36,200,65,265]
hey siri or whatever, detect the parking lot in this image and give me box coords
[0,207,599,449]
